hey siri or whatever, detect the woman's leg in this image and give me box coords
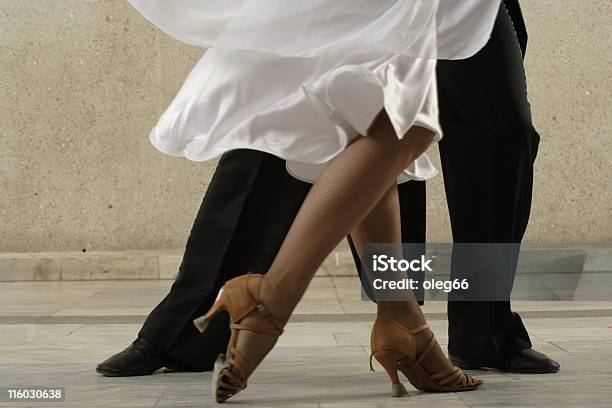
[267,115,433,314]
[233,112,435,377]
[348,185,462,376]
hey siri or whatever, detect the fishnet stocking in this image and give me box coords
[265,112,435,320]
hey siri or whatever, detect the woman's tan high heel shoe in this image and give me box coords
[193,274,283,403]
[370,316,483,396]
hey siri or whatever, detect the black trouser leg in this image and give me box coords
[139,150,310,370]
[438,4,537,366]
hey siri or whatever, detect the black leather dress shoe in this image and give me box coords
[502,348,560,373]
[451,348,560,374]
[96,337,189,377]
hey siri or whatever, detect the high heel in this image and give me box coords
[193,289,227,333]
[193,274,283,403]
[370,351,409,397]
[370,316,482,396]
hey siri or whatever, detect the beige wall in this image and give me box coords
[1,0,610,254]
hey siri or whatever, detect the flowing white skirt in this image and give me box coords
[128,0,501,182]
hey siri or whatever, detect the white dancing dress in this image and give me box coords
[128,0,501,183]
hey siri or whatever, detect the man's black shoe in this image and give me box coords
[450,348,560,374]
[502,348,560,373]
[96,337,189,377]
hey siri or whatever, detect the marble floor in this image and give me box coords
[0,278,611,407]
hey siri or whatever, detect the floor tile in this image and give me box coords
[0,279,610,407]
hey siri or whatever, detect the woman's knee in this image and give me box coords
[397,126,435,159]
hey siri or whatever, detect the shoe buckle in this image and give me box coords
[256,304,269,316]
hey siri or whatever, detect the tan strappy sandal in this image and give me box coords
[370,316,483,397]
[193,274,283,403]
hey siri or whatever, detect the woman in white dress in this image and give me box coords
[128,0,501,402]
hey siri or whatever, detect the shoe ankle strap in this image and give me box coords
[376,317,430,335]
[409,324,430,334]
[230,322,283,336]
